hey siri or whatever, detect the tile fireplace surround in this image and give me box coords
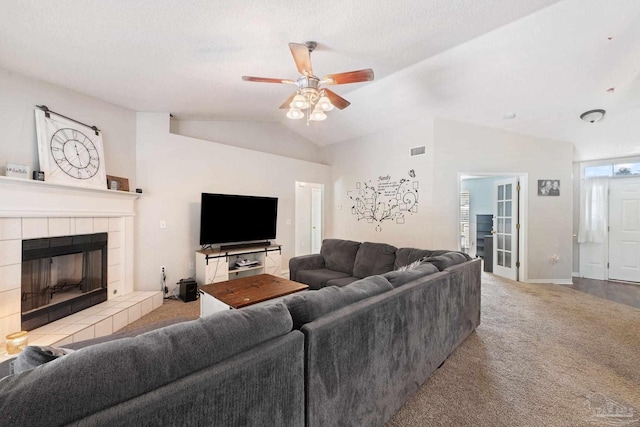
[0,176,161,360]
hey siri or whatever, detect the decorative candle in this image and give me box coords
[5,331,28,355]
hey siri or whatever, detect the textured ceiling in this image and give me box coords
[1,0,639,152]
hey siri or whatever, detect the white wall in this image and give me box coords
[135,113,331,292]
[0,67,137,184]
[324,116,574,282]
[433,118,574,282]
[170,119,324,164]
[323,117,436,248]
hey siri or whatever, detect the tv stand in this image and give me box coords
[195,243,282,285]
[220,241,271,251]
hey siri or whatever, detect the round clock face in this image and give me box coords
[49,128,101,179]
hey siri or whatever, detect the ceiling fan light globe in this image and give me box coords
[309,108,327,121]
[291,94,310,110]
[286,108,304,119]
[318,95,334,111]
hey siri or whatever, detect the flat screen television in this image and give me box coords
[199,193,278,245]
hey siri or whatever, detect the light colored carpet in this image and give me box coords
[125,274,640,426]
[387,273,640,426]
[118,297,200,333]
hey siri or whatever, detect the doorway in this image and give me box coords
[580,176,640,283]
[295,182,324,256]
[459,173,528,282]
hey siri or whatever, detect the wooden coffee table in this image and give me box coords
[199,274,308,317]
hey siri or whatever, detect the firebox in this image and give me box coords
[21,233,108,330]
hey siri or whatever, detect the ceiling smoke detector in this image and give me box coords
[580,109,606,123]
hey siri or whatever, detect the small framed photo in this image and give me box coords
[5,163,30,179]
[538,179,560,196]
[106,175,130,192]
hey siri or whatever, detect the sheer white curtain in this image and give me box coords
[578,177,609,243]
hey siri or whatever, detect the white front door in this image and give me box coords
[493,177,519,281]
[311,187,322,254]
[609,177,640,282]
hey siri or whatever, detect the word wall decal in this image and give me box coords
[348,170,419,231]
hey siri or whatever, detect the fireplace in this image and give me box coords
[21,233,108,330]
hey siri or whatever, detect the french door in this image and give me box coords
[493,177,519,281]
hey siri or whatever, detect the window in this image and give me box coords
[584,161,640,178]
[584,165,612,178]
[460,191,470,254]
[613,163,640,176]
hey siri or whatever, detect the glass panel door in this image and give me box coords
[493,177,519,280]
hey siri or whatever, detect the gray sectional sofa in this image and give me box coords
[289,238,471,289]
[287,239,480,426]
[0,238,480,427]
[0,304,305,426]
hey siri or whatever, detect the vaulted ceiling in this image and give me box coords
[1,0,639,157]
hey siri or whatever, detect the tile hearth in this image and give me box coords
[1,291,162,362]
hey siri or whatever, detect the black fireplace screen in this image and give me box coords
[21,233,108,330]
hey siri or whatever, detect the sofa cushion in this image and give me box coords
[0,303,293,426]
[321,239,361,275]
[325,277,360,287]
[284,275,393,329]
[424,251,469,271]
[382,262,440,287]
[395,248,471,269]
[296,269,351,290]
[352,242,397,278]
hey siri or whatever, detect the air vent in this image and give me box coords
[410,146,426,156]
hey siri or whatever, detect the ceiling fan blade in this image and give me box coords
[289,43,313,76]
[279,92,297,109]
[322,68,374,85]
[323,89,350,110]
[242,76,296,84]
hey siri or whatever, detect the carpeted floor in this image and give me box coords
[125,273,640,426]
[387,273,640,427]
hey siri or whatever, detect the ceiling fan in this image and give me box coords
[242,41,374,122]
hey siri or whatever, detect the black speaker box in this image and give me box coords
[179,279,198,302]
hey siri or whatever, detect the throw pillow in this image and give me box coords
[383,262,439,287]
[396,259,422,271]
[13,346,75,374]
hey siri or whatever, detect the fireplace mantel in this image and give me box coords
[0,176,141,218]
[0,175,143,348]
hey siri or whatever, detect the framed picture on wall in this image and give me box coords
[538,180,560,196]
[35,108,107,189]
[106,175,130,191]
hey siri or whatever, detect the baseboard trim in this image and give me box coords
[572,272,580,277]
[525,279,574,285]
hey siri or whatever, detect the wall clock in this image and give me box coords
[35,109,107,189]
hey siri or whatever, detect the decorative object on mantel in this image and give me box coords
[538,179,560,196]
[34,105,107,190]
[32,170,45,181]
[106,175,130,191]
[5,331,28,355]
[5,162,30,179]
